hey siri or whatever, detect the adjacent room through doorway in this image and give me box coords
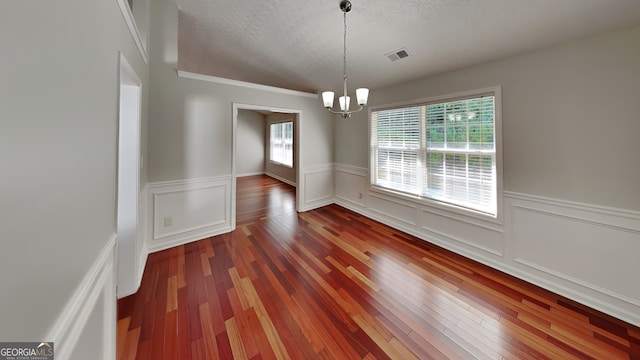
[233,104,301,228]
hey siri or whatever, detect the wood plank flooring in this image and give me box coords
[117,175,640,359]
[235,175,296,225]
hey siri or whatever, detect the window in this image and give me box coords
[270,121,293,167]
[371,90,499,216]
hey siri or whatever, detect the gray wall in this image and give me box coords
[237,110,266,176]
[336,25,640,211]
[148,0,333,184]
[0,0,148,340]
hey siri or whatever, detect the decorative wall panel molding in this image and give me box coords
[334,164,367,207]
[505,191,640,326]
[47,235,116,360]
[369,192,419,227]
[300,165,334,211]
[147,176,232,253]
[335,163,640,326]
[419,207,504,256]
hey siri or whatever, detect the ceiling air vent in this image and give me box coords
[386,48,410,62]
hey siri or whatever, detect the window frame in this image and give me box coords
[269,121,294,168]
[368,86,503,223]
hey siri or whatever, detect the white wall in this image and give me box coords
[148,0,333,184]
[0,0,148,355]
[237,110,266,176]
[147,0,333,249]
[334,25,640,326]
[145,0,335,252]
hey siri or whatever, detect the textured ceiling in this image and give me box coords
[176,0,640,94]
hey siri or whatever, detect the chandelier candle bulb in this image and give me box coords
[322,91,335,108]
[339,96,350,111]
[356,88,369,106]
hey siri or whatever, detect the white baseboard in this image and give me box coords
[504,191,640,326]
[140,166,640,327]
[237,171,265,178]
[147,226,232,254]
[299,196,334,212]
[265,172,296,187]
[334,163,640,327]
[46,235,116,360]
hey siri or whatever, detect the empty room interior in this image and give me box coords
[2,0,640,359]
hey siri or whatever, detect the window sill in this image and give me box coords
[369,185,503,226]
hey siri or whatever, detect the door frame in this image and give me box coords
[116,53,142,298]
[231,103,303,230]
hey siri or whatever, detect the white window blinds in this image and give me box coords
[270,122,293,167]
[371,94,497,215]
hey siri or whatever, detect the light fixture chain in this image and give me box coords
[343,9,348,102]
[321,0,367,118]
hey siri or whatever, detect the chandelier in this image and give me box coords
[321,0,369,118]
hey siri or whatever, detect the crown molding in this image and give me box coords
[177,70,318,98]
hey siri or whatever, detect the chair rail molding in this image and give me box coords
[46,235,116,360]
[334,162,640,326]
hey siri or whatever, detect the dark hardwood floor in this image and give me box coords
[235,175,296,226]
[117,174,640,359]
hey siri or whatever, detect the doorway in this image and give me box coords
[232,104,303,230]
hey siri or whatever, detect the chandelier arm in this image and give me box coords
[344,105,364,115]
[326,108,346,115]
[325,106,363,115]
[325,105,364,118]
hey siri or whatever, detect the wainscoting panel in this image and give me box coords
[369,193,418,227]
[334,163,640,326]
[300,164,334,211]
[334,164,367,207]
[147,176,232,253]
[153,186,226,239]
[506,192,640,325]
[419,207,504,256]
[512,205,640,302]
[47,236,116,360]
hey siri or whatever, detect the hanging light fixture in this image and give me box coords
[322,0,369,118]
